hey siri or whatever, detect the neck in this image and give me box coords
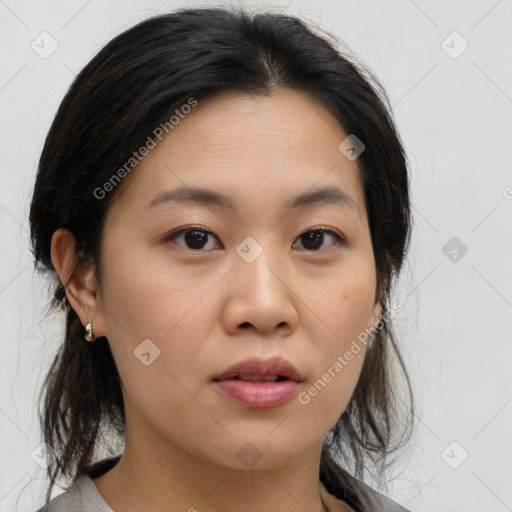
[93,428,330,511]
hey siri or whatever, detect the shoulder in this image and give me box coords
[360,484,411,512]
[35,456,120,512]
[34,475,114,512]
[349,479,412,512]
[321,467,411,512]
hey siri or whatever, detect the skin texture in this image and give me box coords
[51,88,382,512]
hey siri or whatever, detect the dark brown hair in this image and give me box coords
[29,5,414,509]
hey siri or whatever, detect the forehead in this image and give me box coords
[108,88,366,218]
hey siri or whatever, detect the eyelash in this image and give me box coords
[164,225,346,252]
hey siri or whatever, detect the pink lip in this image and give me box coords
[212,356,304,409]
[213,379,301,408]
[213,356,304,382]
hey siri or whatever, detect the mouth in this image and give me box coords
[212,356,304,383]
[212,356,304,409]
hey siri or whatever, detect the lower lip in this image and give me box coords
[213,379,301,409]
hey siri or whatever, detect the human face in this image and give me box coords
[94,87,382,469]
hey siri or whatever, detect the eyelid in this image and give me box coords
[306,226,346,242]
[163,225,219,243]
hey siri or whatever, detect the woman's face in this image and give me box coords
[93,88,382,469]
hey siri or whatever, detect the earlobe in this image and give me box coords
[50,228,102,332]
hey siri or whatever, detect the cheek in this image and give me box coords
[99,235,206,340]
[296,330,368,438]
[298,262,375,419]
[100,272,209,381]
[303,256,377,343]
[98,238,219,396]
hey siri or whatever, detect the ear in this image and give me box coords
[368,301,384,331]
[50,228,106,339]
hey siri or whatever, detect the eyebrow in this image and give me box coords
[146,185,359,214]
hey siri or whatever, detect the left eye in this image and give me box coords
[293,228,344,251]
[165,227,344,251]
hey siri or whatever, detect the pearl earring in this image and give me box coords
[85,321,95,341]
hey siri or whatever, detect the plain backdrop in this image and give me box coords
[1,1,511,511]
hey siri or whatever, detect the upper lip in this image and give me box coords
[213,356,304,382]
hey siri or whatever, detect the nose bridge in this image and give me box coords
[234,234,284,293]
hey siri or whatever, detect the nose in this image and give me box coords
[220,239,299,336]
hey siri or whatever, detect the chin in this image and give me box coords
[198,438,311,471]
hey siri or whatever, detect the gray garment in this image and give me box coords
[35,476,113,512]
[35,473,410,512]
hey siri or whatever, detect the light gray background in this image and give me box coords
[1,1,511,511]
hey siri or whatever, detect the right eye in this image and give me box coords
[164,226,222,251]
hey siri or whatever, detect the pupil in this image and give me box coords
[185,230,207,249]
[303,231,323,250]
